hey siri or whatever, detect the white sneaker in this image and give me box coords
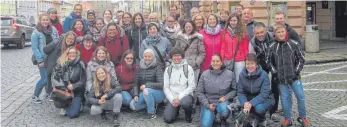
[59,109,66,115]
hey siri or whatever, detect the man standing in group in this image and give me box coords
[242,8,257,41]
[63,4,87,33]
[86,10,96,33]
[169,4,184,26]
[235,4,244,16]
[116,10,124,25]
[190,7,200,18]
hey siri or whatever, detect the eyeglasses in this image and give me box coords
[74,8,82,11]
[108,29,117,31]
[123,17,131,19]
[125,57,134,60]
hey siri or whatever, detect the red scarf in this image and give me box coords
[74,30,84,37]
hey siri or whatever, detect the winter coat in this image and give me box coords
[237,66,273,106]
[267,39,305,85]
[174,32,206,70]
[86,60,118,92]
[161,24,181,47]
[75,44,95,66]
[31,26,59,64]
[200,29,223,72]
[163,60,195,104]
[197,67,237,108]
[115,62,138,91]
[43,35,73,74]
[139,36,171,63]
[134,62,164,96]
[127,26,148,60]
[97,27,130,66]
[269,23,301,46]
[250,32,274,73]
[221,30,249,62]
[246,20,257,41]
[52,22,63,36]
[220,21,226,29]
[51,56,86,97]
[91,27,102,43]
[87,76,122,105]
[63,12,87,33]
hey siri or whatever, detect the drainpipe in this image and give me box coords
[267,1,270,27]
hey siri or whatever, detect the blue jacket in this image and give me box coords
[139,36,171,62]
[237,66,272,106]
[63,12,87,33]
[31,26,59,63]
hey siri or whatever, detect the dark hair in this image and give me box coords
[236,4,244,9]
[74,4,82,9]
[254,22,266,28]
[122,12,132,19]
[116,10,124,14]
[121,50,136,65]
[220,9,230,16]
[182,20,196,35]
[104,22,120,37]
[83,34,94,42]
[275,11,286,16]
[245,53,258,65]
[207,14,219,26]
[71,19,88,33]
[209,54,226,70]
[222,13,247,41]
[147,22,159,31]
[94,18,105,25]
[169,47,185,59]
[103,10,113,18]
[132,13,145,28]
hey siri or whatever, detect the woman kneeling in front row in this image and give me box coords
[87,67,123,127]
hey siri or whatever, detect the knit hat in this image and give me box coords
[87,10,95,17]
[47,8,57,14]
[147,22,159,30]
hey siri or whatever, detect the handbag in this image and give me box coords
[50,67,74,108]
[31,54,38,65]
[226,38,242,72]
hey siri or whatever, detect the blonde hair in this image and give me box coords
[93,67,111,97]
[58,47,80,65]
[149,12,159,21]
[61,31,77,53]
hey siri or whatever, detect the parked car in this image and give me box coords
[1,16,35,49]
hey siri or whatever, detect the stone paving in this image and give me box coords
[1,44,347,127]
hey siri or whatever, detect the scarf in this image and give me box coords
[50,18,59,25]
[95,59,107,65]
[70,12,82,19]
[139,57,157,69]
[144,34,161,45]
[74,30,84,37]
[36,24,53,34]
[163,24,180,39]
[204,24,221,35]
[123,24,132,31]
[227,26,237,37]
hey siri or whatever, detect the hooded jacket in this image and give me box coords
[174,32,206,70]
[86,60,118,92]
[237,66,273,106]
[115,62,138,91]
[221,30,249,62]
[197,67,237,108]
[97,27,130,66]
[163,60,195,104]
[250,32,274,73]
[63,12,87,33]
[51,56,86,97]
[200,28,223,72]
[133,59,164,96]
[266,39,305,85]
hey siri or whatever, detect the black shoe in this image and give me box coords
[101,110,108,120]
[145,113,156,119]
[185,111,192,123]
[220,119,229,127]
[113,113,120,127]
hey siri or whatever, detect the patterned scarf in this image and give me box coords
[36,24,53,34]
[204,24,221,35]
[227,26,237,37]
[144,33,161,45]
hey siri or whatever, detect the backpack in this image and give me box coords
[102,36,124,47]
[167,64,189,79]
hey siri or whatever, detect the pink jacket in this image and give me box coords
[200,29,223,72]
[221,30,249,62]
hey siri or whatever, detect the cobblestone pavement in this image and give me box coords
[1,44,347,127]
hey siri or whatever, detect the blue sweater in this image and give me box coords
[63,12,87,33]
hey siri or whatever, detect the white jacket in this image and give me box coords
[163,59,195,104]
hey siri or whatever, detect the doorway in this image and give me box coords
[306,2,316,25]
[335,1,347,37]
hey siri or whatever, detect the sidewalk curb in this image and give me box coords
[305,57,347,65]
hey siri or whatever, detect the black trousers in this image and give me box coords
[163,95,193,123]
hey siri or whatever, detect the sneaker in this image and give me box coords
[32,96,42,104]
[220,119,229,127]
[281,120,292,127]
[45,94,53,102]
[297,117,309,127]
[101,111,108,120]
[59,109,66,115]
[271,113,281,122]
[258,118,267,127]
[145,113,156,119]
[113,113,120,127]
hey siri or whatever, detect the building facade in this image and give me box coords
[60,1,74,22]
[37,0,53,14]
[92,0,114,19]
[16,0,37,24]
[0,0,16,16]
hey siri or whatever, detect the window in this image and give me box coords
[15,19,23,24]
[270,2,288,25]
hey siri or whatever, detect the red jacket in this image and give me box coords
[97,35,129,66]
[76,44,95,66]
[200,29,223,72]
[221,30,249,62]
[115,62,138,91]
[52,23,63,36]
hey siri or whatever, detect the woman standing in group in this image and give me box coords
[200,14,223,72]
[115,50,138,107]
[122,12,132,32]
[162,15,181,47]
[47,8,63,36]
[193,14,205,32]
[97,22,129,67]
[87,67,122,127]
[130,49,165,119]
[197,54,237,127]
[104,10,114,25]
[51,47,86,118]
[31,13,59,103]
[221,13,249,82]
[128,13,147,62]
[71,19,89,43]
[92,18,105,43]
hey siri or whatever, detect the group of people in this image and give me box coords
[30,3,308,127]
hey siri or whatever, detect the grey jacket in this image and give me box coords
[174,32,206,70]
[87,77,122,105]
[197,67,237,108]
[85,60,118,92]
[139,36,171,62]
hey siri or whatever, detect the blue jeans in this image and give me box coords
[253,98,275,118]
[121,91,133,106]
[66,97,82,118]
[279,80,306,120]
[130,88,165,114]
[34,66,47,97]
[200,101,230,127]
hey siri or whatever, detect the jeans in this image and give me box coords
[163,95,193,123]
[252,98,275,119]
[34,66,47,97]
[192,69,200,108]
[45,72,53,96]
[200,101,230,127]
[66,97,82,118]
[90,93,123,115]
[130,88,165,114]
[279,80,306,120]
[121,90,134,106]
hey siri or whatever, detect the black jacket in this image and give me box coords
[128,27,148,60]
[134,64,164,96]
[250,32,274,73]
[87,76,122,105]
[51,57,86,97]
[266,39,305,84]
[269,23,301,46]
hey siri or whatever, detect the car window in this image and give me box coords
[15,18,23,24]
[0,18,12,26]
[21,19,28,25]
